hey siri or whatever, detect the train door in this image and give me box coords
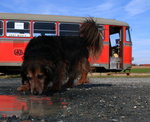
[109,26,123,70]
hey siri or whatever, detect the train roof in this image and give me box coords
[0,13,129,26]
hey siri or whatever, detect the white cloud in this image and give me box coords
[70,2,116,18]
[0,0,121,19]
[0,0,69,15]
[125,0,150,16]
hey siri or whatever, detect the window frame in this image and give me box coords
[126,27,131,42]
[33,21,56,37]
[0,20,4,36]
[6,20,31,37]
[97,24,104,40]
[59,23,80,36]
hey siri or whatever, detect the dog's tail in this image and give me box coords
[80,18,103,58]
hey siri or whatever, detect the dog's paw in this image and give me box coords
[76,79,90,85]
[17,83,30,91]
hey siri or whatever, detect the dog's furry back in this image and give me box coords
[23,18,103,63]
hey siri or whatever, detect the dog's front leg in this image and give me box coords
[17,82,30,91]
[77,72,89,85]
[50,79,62,91]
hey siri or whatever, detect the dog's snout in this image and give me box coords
[31,88,38,95]
[31,88,43,95]
[33,90,38,95]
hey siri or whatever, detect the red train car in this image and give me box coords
[0,13,132,72]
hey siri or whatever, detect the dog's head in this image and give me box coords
[22,60,54,95]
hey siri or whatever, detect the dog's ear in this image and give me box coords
[44,65,55,81]
[21,71,28,85]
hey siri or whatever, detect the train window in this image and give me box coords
[98,25,104,40]
[59,23,79,36]
[0,21,3,36]
[98,25,104,31]
[33,22,56,36]
[6,21,30,37]
[126,27,131,42]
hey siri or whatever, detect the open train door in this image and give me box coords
[109,26,123,70]
[109,26,132,71]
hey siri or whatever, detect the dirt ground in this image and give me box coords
[0,77,150,122]
[132,66,150,69]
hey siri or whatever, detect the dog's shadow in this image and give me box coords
[45,83,112,96]
[74,83,112,89]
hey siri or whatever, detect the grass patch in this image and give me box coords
[0,74,20,79]
[130,68,150,73]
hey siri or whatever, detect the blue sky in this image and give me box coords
[0,0,150,64]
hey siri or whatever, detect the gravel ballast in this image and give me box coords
[0,77,150,122]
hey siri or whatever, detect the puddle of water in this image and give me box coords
[0,95,69,118]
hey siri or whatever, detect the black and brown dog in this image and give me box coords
[17,18,103,95]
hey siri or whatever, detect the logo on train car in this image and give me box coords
[14,49,24,56]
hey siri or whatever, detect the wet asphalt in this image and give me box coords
[0,77,150,122]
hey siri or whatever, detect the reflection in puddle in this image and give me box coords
[0,95,69,118]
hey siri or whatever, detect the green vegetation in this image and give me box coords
[90,67,150,78]
[0,74,20,79]
[130,68,150,73]
[1,68,150,79]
